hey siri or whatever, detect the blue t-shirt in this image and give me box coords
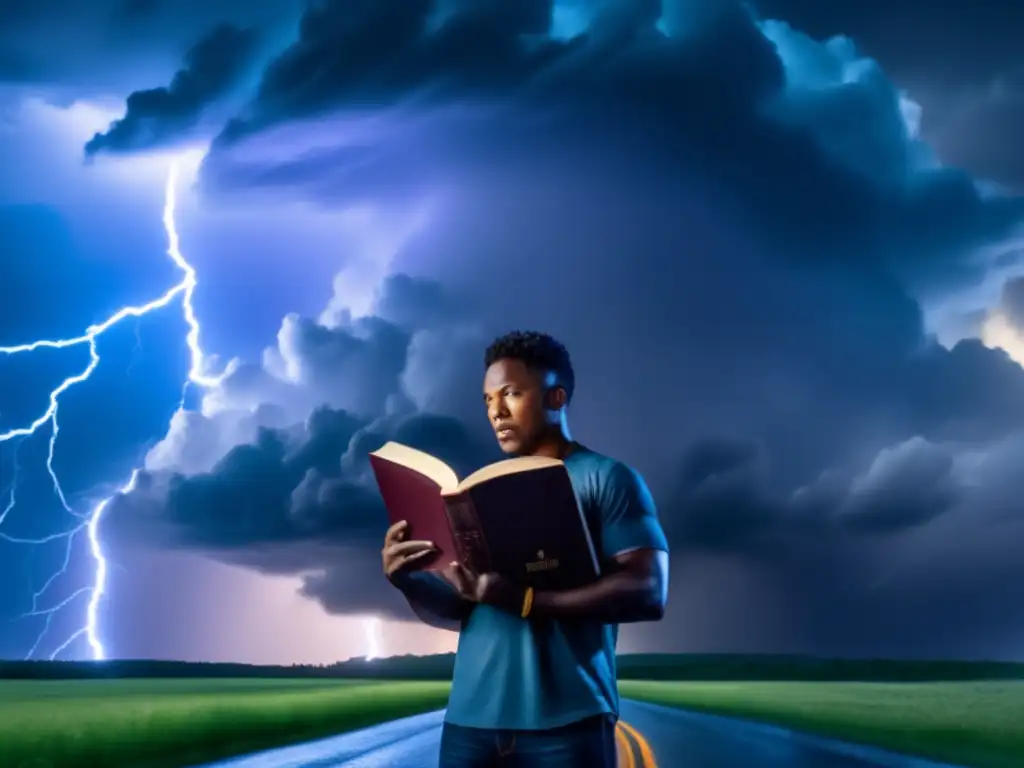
[444,446,669,731]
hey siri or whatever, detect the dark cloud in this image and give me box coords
[112,409,486,549]
[108,408,493,619]
[212,0,783,144]
[78,1,1024,656]
[5,0,1020,187]
[834,437,958,533]
[188,0,1023,298]
[104,274,499,618]
[245,0,562,118]
[664,437,793,552]
[84,24,260,156]
[753,0,1024,189]
[666,433,958,552]
[753,0,1022,86]
[103,265,1024,646]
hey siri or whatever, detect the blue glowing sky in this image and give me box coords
[2,0,1023,664]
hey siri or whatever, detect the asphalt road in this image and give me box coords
[197,700,967,768]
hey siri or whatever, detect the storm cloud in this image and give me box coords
[105,274,500,618]
[83,0,1024,655]
[0,0,294,91]
[754,0,1024,189]
[84,24,261,156]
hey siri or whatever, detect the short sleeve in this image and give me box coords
[598,462,669,560]
[391,570,469,621]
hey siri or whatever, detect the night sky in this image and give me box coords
[2,0,1023,665]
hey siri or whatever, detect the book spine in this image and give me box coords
[443,495,493,574]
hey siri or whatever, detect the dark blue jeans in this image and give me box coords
[438,714,618,767]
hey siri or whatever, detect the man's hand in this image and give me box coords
[382,521,436,582]
[440,562,525,616]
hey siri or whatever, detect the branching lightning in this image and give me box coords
[0,159,222,661]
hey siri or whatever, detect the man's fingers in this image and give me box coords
[385,520,408,543]
[385,540,436,558]
[386,547,440,579]
[382,534,435,579]
[389,548,436,574]
[398,548,436,567]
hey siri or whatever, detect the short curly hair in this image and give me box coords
[484,330,575,403]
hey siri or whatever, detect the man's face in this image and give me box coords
[483,358,548,456]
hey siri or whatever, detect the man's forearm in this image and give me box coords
[531,563,666,624]
[394,572,473,629]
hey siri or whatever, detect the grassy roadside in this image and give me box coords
[4,676,1021,767]
[619,679,1024,768]
[0,678,452,768]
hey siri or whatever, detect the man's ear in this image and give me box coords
[546,386,568,411]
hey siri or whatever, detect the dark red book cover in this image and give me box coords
[368,454,458,572]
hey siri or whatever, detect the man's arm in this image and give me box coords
[530,548,667,623]
[392,571,474,632]
[531,461,668,622]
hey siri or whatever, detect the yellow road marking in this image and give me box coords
[618,720,658,768]
[615,722,636,768]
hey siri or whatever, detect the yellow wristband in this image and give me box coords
[520,586,534,618]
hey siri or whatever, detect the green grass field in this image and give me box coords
[620,680,1024,768]
[0,678,452,768]
[3,677,1022,767]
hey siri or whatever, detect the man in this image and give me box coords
[382,330,669,767]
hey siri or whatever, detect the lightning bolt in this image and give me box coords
[0,158,221,661]
[362,615,383,661]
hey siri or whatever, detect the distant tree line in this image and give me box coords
[615,654,1024,681]
[0,656,457,681]
[3,654,1023,681]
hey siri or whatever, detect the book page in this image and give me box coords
[454,455,564,493]
[369,441,459,491]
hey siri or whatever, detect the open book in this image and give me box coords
[369,441,600,589]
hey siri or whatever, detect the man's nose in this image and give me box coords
[489,399,509,421]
